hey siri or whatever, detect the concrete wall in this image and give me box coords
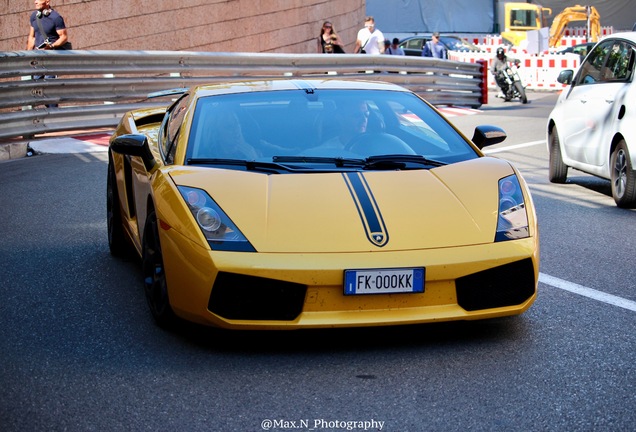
[0,0,365,54]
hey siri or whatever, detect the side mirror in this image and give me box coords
[110,134,156,171]
[471,125,507,150]
[557,70,574,85]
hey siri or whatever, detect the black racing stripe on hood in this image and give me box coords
[342,172,389,247]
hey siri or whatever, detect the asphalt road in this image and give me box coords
[1,91,635,431]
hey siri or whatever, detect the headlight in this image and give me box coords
[178,186,255,252]
[495,175,529,241]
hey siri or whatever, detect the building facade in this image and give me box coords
[1,0,366,53]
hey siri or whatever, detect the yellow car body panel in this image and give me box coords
[167,157,517,253]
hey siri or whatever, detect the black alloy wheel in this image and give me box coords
[142,210,177,328]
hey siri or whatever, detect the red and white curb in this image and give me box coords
[437,106,481,117]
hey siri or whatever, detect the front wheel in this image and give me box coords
[548,127,568,183]
[514,81,527,104]
[610,140,636,208]
[142,210,177,328]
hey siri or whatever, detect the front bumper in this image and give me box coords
[159,226,539,330]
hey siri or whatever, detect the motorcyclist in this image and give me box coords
[490,47,520,101]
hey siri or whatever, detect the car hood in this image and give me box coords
[168,157,515,253]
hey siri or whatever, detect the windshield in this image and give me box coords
[186,89,479,170]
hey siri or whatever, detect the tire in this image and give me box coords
[610,140,636,208]
[548,127,568,184]
[514,81,528,104]
[142,210,177,328]
[107,156,129,257]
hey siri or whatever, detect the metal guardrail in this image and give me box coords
[0,50,487,139]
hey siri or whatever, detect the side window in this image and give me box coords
[161,94,190,164]
[406,38,424,50]
[602,42,634,81]
[576,41,610,85]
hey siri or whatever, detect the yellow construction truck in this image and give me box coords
[499,2,552,47]
[499,2,600,48]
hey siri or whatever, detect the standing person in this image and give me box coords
[385,38,405,55]
[26,0,69,51]
[354,16,385,55]
[421,32,447,59]
[317,21,345,53]
[27,0,69,108]
[317,21,344,54]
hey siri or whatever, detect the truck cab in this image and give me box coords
[500,2,552,47]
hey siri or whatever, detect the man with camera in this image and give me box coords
[26,0,69,108]
[27,0,69,51]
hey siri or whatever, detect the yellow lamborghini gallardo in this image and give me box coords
[107,79,539,329]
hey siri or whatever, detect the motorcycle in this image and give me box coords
[497,62,528,104]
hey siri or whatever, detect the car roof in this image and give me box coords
[191,79,410,98]
[600,31,636,43]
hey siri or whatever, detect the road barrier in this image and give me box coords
[0,50,486,140]
[450,50,581,91]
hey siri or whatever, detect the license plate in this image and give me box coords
[344,267,425,295]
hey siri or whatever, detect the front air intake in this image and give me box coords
[456,259,535,311]
[208,272,307,321]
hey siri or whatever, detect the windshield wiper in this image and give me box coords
[272,155,365,167]
[187,155,446,173]
[187,158,298,172]
[363,154,447,169]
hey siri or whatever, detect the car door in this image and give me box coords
[583,41,634,168]
[558,40,634,168]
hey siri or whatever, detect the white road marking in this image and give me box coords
[539,273,636,312]
[483,140,545,154]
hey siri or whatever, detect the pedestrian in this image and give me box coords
[26,0,70,108]
[317,21,345,54]
[421,32,447,59]
[385,38,405,55]
[27,0,69,51]
[354,16,385,55]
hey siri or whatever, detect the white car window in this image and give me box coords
[602,42,634,81]
[576,40,636,85]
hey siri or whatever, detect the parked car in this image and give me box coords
[557,42,596,62]
[108,78,538,330]
[547,32,636,208]
[399,35,480,56]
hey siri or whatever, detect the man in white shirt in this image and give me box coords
[354,16,385,55]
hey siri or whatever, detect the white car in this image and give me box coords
[547,32,636,208]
